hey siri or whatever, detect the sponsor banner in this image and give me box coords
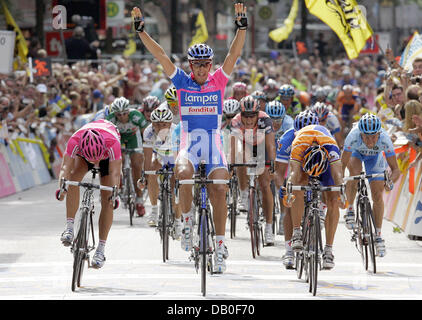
[0,150,15,198]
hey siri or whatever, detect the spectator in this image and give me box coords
[64,26,97,64]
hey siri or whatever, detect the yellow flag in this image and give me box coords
[189,10,208,46]
[1,0,28,69]
[305,0,373,60]
[269,0,299,43]
[123,33,136,57]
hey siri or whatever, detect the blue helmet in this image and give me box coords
[265,100,286,119]
[187,43,214,60]
[358,113,381,134]
[294,110,319,131]
[279,84,295,99]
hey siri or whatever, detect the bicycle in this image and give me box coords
[120,147,142,226]
[270,179,281,235]
[142,164,176,263]
[58,168,118,292]
[230,162,273,259]
[343,170,392,274]
[175,160,229,297]
[227,165,240,239]
[286,178,345,296]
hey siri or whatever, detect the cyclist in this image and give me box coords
[282,124,345,270]
[341,113,400,257]
[265,100,294,142]
[106,97,149,217]
[251,90,266,111]
[229,81,248,101]
[142,95,160,123]
[274,111,319,269]
[336,84,360,135]
[141,104,182,238]
[311,102,343,150]
[57,119,122,269]
[164,86,180,124]
[230,96,276,246]
[276,84,302,118]
[132,2,247,273]
[263,79,279,102]
[222,99,240,160]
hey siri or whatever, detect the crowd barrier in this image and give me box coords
[383,141,422,240]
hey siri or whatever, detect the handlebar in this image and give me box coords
[229,161,275,173]
[284,181,346,207]
[343,170,393,190]
[121,147,143,153]
[58,178,118,203]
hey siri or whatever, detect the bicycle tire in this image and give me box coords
[356,199,368,270]
[124,170,134,225]
[310,212,320,296]
[296,205,309,279]
[364,199,377,274]
[72,209,88,291]
[200,210,207,296]
[161,188,169,263]
[248,188,256,259]
[270,181,278,235]
[230,179,238,239]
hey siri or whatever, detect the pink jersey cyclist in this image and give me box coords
[65,119,122,162]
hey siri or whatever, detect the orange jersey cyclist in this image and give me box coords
[283,124,345,270]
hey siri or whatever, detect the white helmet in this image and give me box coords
[110,97,130,113]
[223,99,240,115]
[150,102,173,123]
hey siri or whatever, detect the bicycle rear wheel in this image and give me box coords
[309,213,320,296]
[72,209,88,291]
[200,210,208,296]
[124,170,134,226]
[230,179,238,239]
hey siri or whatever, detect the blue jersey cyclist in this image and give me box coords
[132,2,247,273]
[265,100,294,142]
[341,113,400,258]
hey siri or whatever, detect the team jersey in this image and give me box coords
[275,97,302,118]
[276,128,296,163]
[91,105,110,121]
[344,126,395,157]
[106,108,148,139]
[290,125,340,164]
[143,123,177,165]
[65,119,121,161]
[273,114,294,141]
[230,111,273,146]
[170,67,229,134]
[336,91,359,116]
[325,112,341,135]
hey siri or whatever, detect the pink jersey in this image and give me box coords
[65,119,122,161]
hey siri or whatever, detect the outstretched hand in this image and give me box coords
[131,7,145,32]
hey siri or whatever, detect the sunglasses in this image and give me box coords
[241,112,258,118]
[116,111,129,117]
[191,61,212,68]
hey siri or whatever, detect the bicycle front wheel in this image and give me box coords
[364,199,377,274]
[309,213,320,296]
[248,188,257,259]
[230,180,238,239]
[161,189,169,263]
[72,209,88,291]
[200,210,208,296]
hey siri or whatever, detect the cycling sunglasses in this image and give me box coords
[241,112,258,118]
[190,60,212,68]
[116,111,129,117]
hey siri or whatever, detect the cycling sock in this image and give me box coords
[376,228,382,237]
[265,223,272,231]
[136,196,144,204]
[182,212,193,224]
[66,218,74,231]
[285,240,292,251]
[97,239,106,254]
[324,244,333,252]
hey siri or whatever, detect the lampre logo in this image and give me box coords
[185,94,219,104]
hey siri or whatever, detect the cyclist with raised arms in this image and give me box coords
[341,113,400,257]
[230,96,276,246]
[274,111,319,269]
[276,84,302,118]
[141,104,182,238]
[131,2,247,273]
[106,97,149,217]
[311,102,343,150]
[57,119,122,269]
[282,124,346,270]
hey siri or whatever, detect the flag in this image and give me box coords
[269,0,299,43]
[123,33,137,57]
[305,0,373,60]
[189,10,208,46]
[399,31,422,71]
[1,0,28,69]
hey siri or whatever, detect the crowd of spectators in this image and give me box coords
[0,38,421,170]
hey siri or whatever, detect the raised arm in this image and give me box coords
[131,7,176,77]
[222,3,247,76]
